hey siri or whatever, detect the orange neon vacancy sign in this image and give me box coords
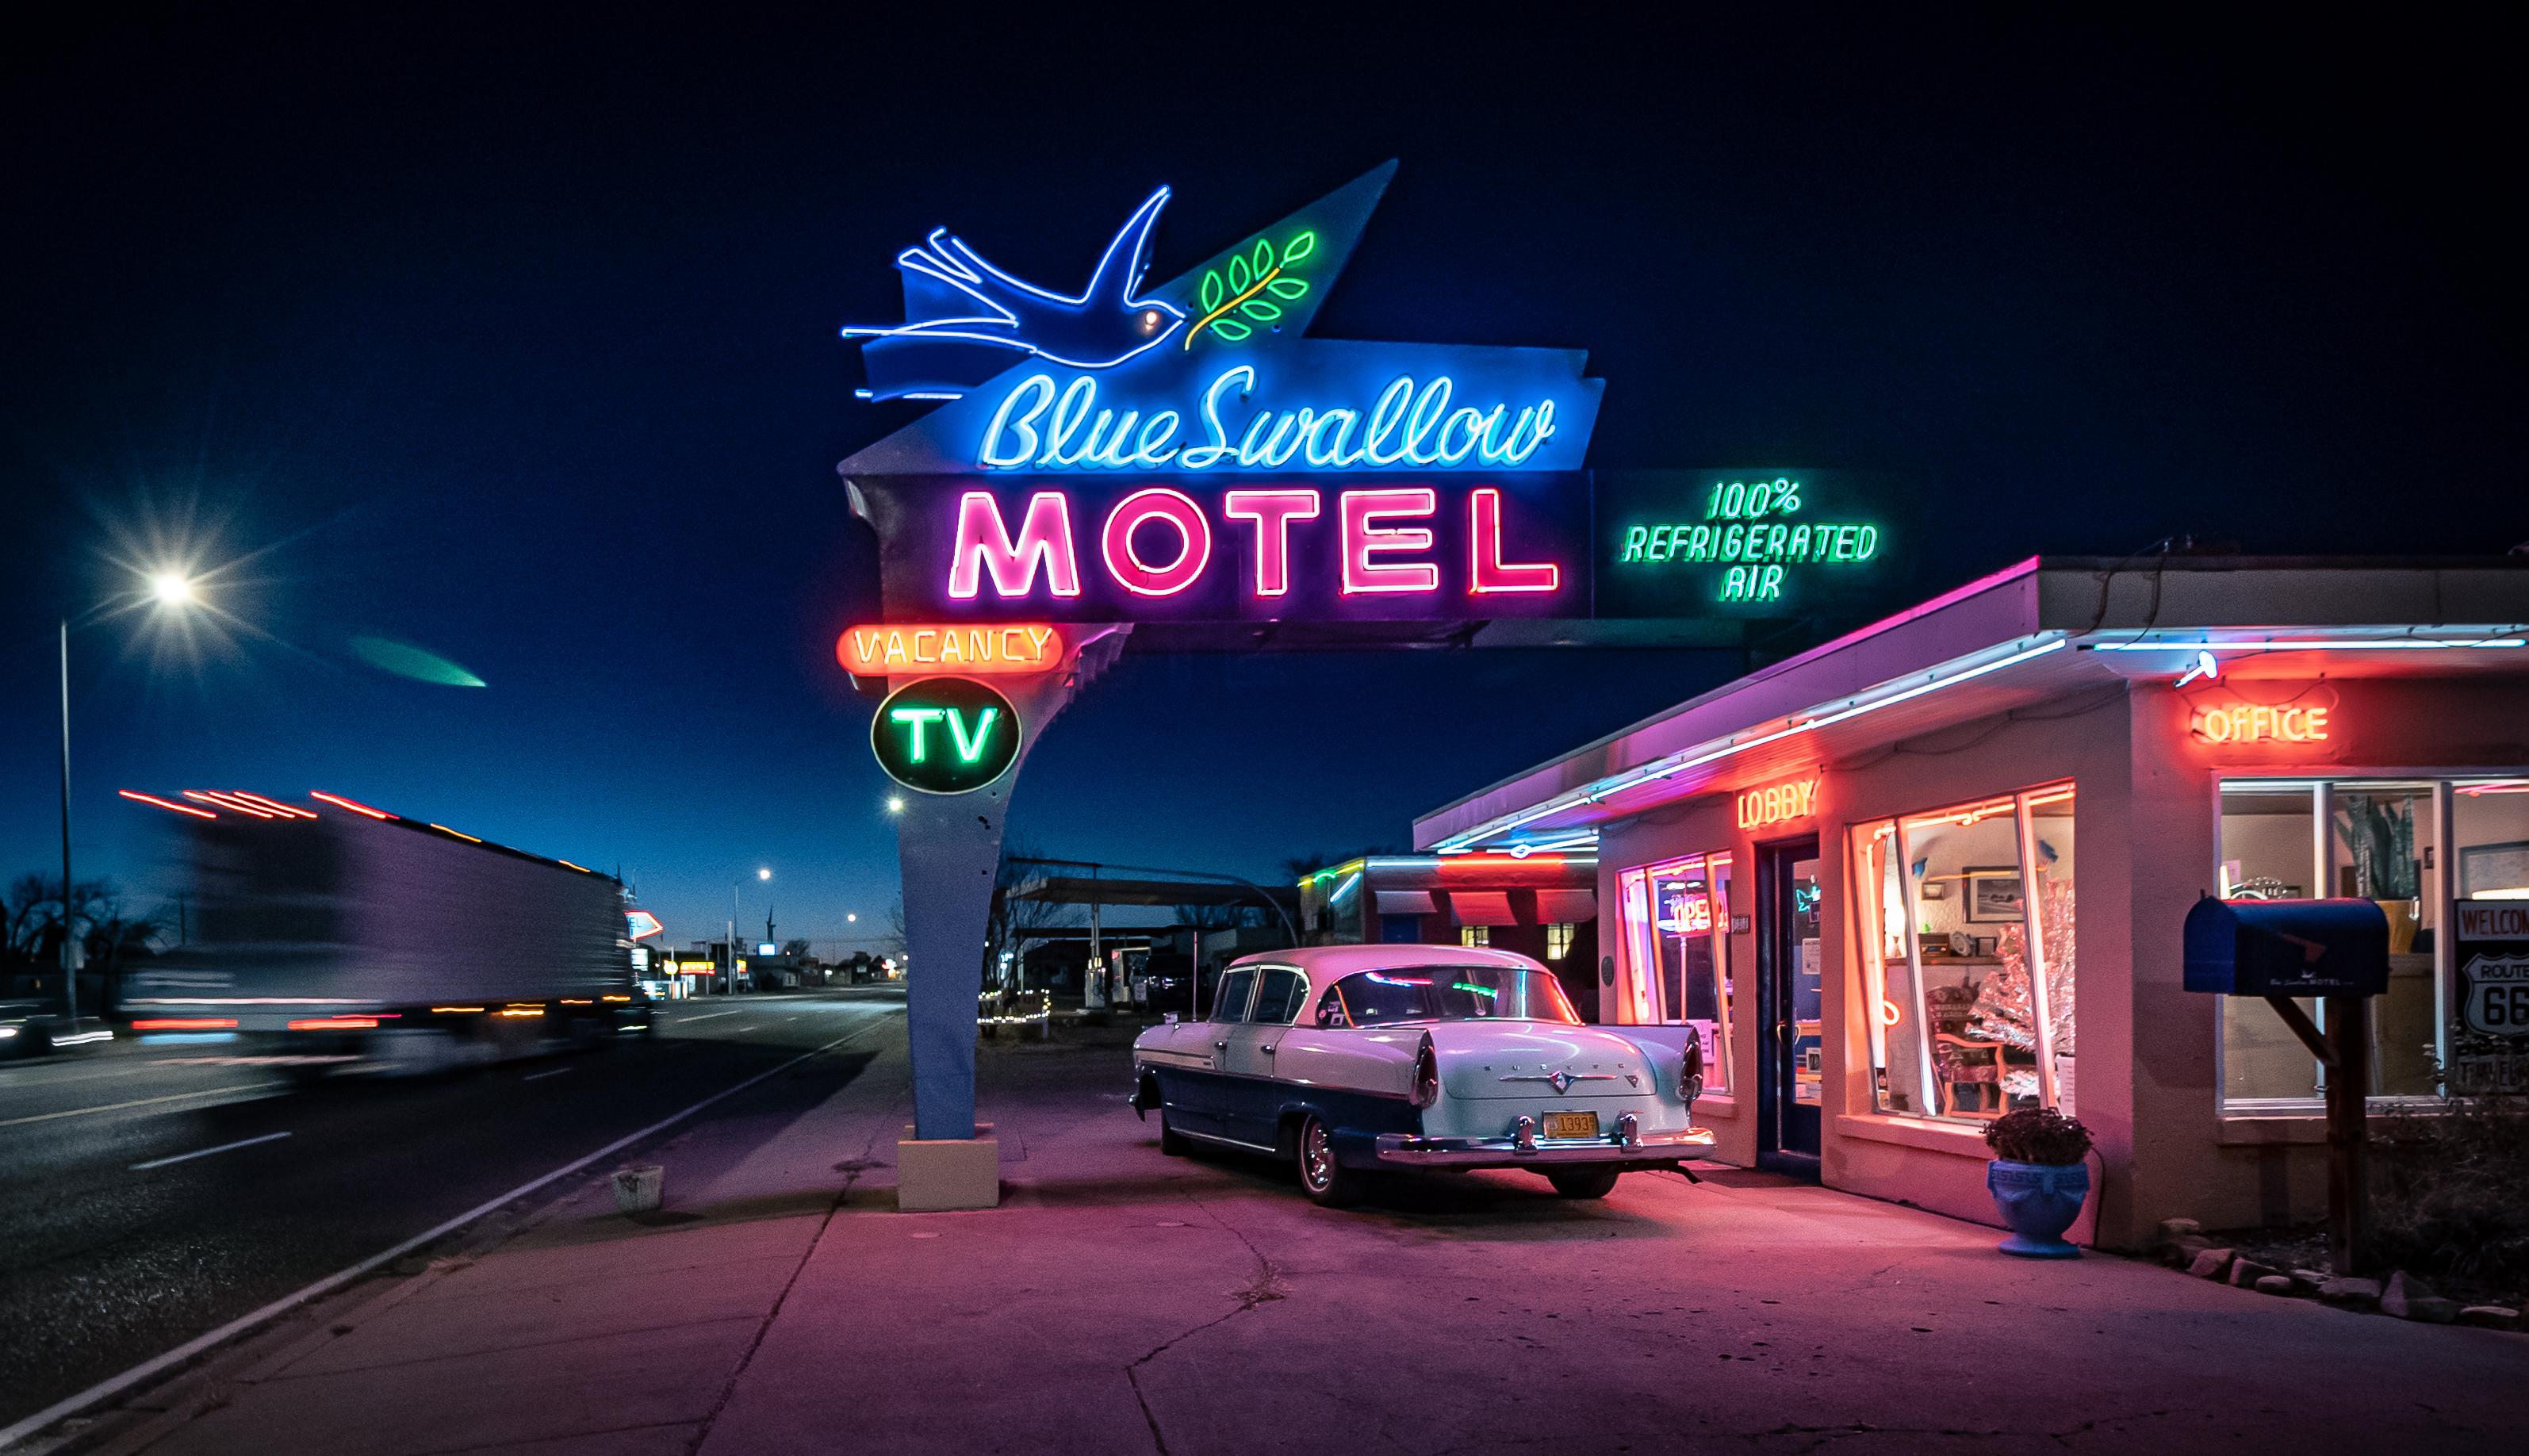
[1736,776,1819,830]
[838,623,1066,676]
[2191,701,2331,744]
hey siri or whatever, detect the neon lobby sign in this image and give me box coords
[837,163,1604,621]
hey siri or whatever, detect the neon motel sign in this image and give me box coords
[839,623,1067,676]
[837,163,1604,626]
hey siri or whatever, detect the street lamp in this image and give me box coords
[885,795,905,815]
[58,567,200,1026]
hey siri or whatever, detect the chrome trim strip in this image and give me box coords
[1174,1127,1282,1155]
[1370,1127,1715,1168]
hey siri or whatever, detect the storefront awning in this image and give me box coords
[1374,890,1436,916]
[1449,891,1516,926]
[1535,889,1597,923]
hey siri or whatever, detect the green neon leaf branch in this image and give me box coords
[1186,228,1316,348]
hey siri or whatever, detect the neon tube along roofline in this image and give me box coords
[1434,636,2068,852]
[2092,634,2527,652]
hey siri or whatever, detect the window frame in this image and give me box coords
[2212,773,2515,1113]
[1209,967,1259,1024]
[1849,780,2075,1123]
[1614,849,1736,1095]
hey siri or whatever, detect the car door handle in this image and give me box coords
[1260,1044,1275,1054]
[1213,1040,1228,1051]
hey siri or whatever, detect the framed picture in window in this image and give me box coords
[1964,866,2025,922]
[2460,841,2529,899]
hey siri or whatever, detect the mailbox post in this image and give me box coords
[2183,897,2390,1274]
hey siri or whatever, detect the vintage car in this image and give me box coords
[1130,944,1712,1205]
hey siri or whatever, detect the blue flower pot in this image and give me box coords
[1986,1158,2088,1258]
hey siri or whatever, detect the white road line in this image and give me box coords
[129,1131,293,1171]
[0,1008,895,1452]
[521,1068,571,1082]
[0,1085,283,1129]
[672,1010,745,1024]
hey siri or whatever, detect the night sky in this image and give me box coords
[6,8,2523,950]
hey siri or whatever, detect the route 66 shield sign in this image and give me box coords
[2459,952,2529,1037]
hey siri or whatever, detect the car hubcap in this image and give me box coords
[1305,1125,1331,1188]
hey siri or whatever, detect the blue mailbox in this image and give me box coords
[2183,898,2390,997]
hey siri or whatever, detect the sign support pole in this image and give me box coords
[883,633,1125,1208]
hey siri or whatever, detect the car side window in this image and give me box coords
[1210,968,1257,1023]
[1312,985,1351,1029]
[1249,968,1305,1025]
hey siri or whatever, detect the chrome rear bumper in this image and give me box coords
[1373,1121,1716,1168]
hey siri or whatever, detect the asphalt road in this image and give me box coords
[0,988,902,1430]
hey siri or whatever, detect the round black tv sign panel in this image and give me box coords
[871,676,1022,795]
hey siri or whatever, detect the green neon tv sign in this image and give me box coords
[871,677,1022,795]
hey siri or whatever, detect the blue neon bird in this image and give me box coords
[846,186,1186,401]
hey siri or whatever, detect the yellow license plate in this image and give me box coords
[1543,1111,1600,1140]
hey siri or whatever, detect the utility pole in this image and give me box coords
[59,619,79,1025]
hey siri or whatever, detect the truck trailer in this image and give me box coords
[118,790,643,1071]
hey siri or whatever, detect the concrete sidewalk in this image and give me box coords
[89,1021,2527,1456]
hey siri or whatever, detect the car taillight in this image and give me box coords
[1680,1036,1706,1105]
[1410,1034,1439,1107]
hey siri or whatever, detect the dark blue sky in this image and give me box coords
[6,8,2522,949]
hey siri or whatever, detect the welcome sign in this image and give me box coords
[840,163,1603,626]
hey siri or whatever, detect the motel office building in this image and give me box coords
[1414,558,2529,1250]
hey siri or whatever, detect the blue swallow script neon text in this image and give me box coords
[977,366,1558,473]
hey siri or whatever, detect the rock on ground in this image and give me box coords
[2254,1274,2295,1295]
[2188,1247,2236,1280]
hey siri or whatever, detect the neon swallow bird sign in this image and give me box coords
[847,187,1185,401]
[837,162,1606,623]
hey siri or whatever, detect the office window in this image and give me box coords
[1615,852,1734,1094]
[1853,783,2076,1122]
[1546,922,1575,960]
[1460,925,1489,948]
[2221,777,2529,1107]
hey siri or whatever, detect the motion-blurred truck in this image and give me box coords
[120,789,643,1073]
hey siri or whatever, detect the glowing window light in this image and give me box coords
[1466,489,1560,594]
[1222,489,1321,596]
[121,790,216,819]
[433,1006,485,1013]
[312,791,395,820]
[947,491,1082,599]
[131,1017,238,1030]
[186,790,277,818]
[1100,487,1213,596]
[289,1017,379,1030]
[498,1006,546,1017]
[1339,488,1439,594]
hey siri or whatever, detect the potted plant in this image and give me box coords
[1983,1107,2093,1259]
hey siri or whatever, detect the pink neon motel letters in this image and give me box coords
[945,485,1562,604]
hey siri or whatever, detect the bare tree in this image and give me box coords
[985,844,1067,994]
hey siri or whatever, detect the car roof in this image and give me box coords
[1224,944,1550,987]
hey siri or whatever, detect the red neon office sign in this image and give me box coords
[864,478,1584,622]
[2191,701,2332,744]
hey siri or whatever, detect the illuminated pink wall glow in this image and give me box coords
[948,490,1082,600]
[1467,488,1560,593]
[1339,488,1439,594]
[1100,488,1212,597]
[1221,488,1322,596]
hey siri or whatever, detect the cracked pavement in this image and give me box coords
[72,1017,2527,1456]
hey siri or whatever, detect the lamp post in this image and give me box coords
[58,570,199,1026]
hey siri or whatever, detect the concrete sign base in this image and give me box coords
[897,1122,1000,1212]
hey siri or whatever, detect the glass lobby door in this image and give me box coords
[1758,837,1824,1174]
